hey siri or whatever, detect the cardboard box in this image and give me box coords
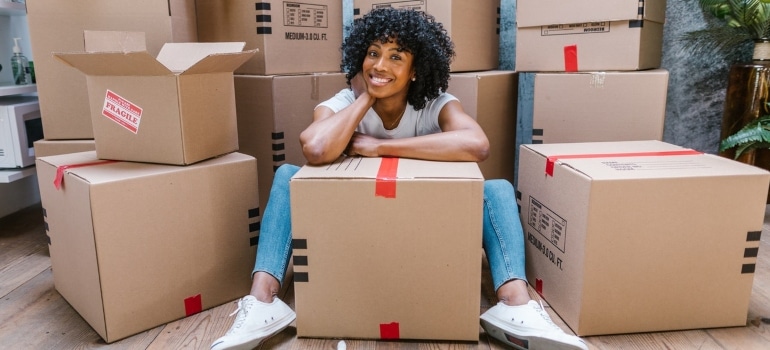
[35,151,260,343]
[447,70,517,184]
[516,140,770,336]
[34,139,96,158]
[514,69,668,185]
[234,73,348,211]
[196,0,343,75]
[26,0,198,140]
[54,41,255,165]
[291,157,483,340]
[515,0,666,71]
[354,0,500,72]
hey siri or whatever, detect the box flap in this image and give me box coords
[156,42,247,73]
[54,51,172,76]
[292,157,484,180]
[182,50,258,75]
[83,31,147,53]
[516,0,666,27]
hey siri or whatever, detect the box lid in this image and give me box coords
[524,140,770,180]
[54,42,256,76]
[516,0,666,27]
[292,157,484,180]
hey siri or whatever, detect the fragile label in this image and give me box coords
[527,197,567,253]
[541,22,610,36]
[102,90,142,134]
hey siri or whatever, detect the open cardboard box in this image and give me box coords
[54,34,256,165]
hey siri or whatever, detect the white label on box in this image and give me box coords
[527,196,567,253]
[284,2,329,28]
[102,90,142,134]
[541,22,610,36]
[369,1,426,11]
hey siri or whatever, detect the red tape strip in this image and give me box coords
[535,278,543,295]
[563,45,578,72]
[380,322,400,339]
[375,157,399,198]
[545,150,703,176]
[184,294,202,316]
[54,160,118,190]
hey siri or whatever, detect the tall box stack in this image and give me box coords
[355,0,518,183]
[35,33,260,342]
[26,0,198,141]
[516,140,770,335]
[513,0,669,186]
[196,0,348,212]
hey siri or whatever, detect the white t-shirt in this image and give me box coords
[316,88,458,138]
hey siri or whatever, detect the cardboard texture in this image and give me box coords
[516,140,770,336]
[354,0,500,72]
[54,40,256,165]
[234,73,348,211]
[34,139,96,157]
[291,157,483,341]
[515,69,669,185]
[515,0,666,71]
[448,70,518,184]
[196,0,343,75]
[35,151,260,343]
[26,0,198,139]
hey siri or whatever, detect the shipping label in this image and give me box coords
[527,197,567,253]
[540,22,610,36]
[369,1,426,12]
[102,90,142,134]
[284,2,328,28]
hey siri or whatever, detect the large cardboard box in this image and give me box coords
[196,0,343,75]
[291,157,483,340]
[234,73,348,211]
[54,42,255,165]
[515,0,666,71]
[515,69,669,185]
[516,140,770,336]
[36,151,260,343]
[34,139,96,158]
[354,0,500,72]
[448,70,517,184]
[26,0,198,140]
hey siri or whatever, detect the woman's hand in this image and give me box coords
[351,72,369,99]
[345,132,381,157]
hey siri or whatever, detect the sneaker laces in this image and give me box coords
[533,300,562,331]
[226,298,253,335]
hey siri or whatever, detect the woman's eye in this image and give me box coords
[368,51,378,57]
[391,55,402,60]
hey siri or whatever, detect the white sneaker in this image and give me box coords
[210,295,296,350]
[480,300,588,350]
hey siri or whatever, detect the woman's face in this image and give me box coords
[361,39,415,100]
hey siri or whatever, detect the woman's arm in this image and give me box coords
[347,100,490,162]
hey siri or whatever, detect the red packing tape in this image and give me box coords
[54,160,118,190]
[380,322,400,339]
[563,45,578,72]
[184,294,202,316]
[545,150,703,176]
[375,157,399,198]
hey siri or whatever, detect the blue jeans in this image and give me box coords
[253,163,527,292]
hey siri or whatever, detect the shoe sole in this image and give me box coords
[211,313,296,350]
[480,316,586,350]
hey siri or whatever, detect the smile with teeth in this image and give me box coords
[369,75,392,86]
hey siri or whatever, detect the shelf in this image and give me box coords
[0,1,26,16]
[0,84,36,97]
[0,166,35,183]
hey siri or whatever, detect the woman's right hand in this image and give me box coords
[351,71,368,99]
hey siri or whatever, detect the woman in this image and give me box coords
[211,8,587,350]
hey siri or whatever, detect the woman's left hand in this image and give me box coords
[346,132,381,157]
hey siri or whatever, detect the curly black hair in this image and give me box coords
[341,7,455,110]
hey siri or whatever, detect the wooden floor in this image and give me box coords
[1,203,769,350]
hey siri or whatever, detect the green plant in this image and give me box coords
[682,0,770,60]
[719,113,770,157]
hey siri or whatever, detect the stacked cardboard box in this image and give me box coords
[513,0,670,185]
[34,32,260,343]
[196,0,348,212]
